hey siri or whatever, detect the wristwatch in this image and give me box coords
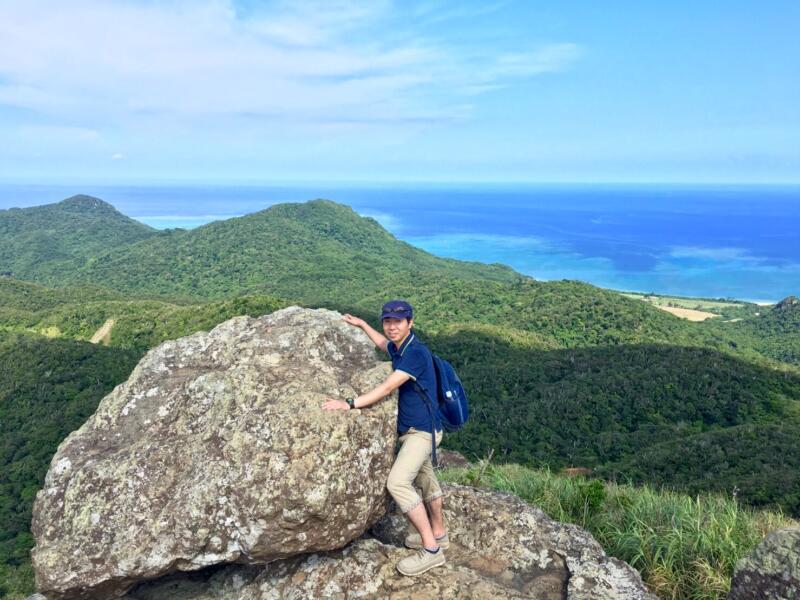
[346,397,356,409]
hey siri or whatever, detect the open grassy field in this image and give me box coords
[620,292,764,320]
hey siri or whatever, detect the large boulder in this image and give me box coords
[31,307,397,599]
[121,483,656,599]
[728,527,800,600]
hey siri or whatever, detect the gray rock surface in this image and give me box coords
[31,307,397,600]
[435,449,471,469]
[728,527,800,600]
[121,483,655,599]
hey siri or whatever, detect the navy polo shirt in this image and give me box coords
[387,332,442,434]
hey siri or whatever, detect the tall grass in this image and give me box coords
[440,462,795,599]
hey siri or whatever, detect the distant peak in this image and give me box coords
[59,195,117,212]
[774,296,798,311]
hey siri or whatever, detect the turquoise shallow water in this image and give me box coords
[1,183,798,302]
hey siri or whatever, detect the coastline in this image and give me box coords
[2,185,796,305]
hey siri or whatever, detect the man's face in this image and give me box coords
[382,317,413,343]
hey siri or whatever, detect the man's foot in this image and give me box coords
[404,532,450,550]
[396,547,446,576]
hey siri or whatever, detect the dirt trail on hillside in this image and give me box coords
[90,318,116,345]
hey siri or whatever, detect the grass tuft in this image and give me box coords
[441,461,795,599]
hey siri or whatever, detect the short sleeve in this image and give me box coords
[393,345,427,381]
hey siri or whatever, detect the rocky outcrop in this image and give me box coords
[371,484,656,599]
[30,306,655,600]
[31,307,397,599]
[119,483,655,599]
[728,527,800,600]
[774,295,799,311]
[435,449,471,469]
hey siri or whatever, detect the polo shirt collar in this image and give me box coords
[396,332,415,356]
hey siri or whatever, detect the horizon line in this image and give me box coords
[2,178,800,188]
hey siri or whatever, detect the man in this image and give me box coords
[322,300,449,576]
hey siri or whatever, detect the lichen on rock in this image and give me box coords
[121,483,656,599]
[31,307,397,599]
[728,527,800,600]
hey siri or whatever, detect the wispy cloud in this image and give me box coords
[0,0,581,129]
[411,2,508,26]
[490,44,583,78]
[16,125,101,143]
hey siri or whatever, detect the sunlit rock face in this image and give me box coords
[31,307,397,600]
[122,483,657,600]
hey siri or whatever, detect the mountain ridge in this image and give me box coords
[1,197,522,302]
[0,195,158,285]
[2,196,797,363]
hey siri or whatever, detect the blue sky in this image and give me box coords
[0,1,798,184]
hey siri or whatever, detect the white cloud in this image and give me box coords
[0,0,581,129]
[111,153,124,160]
[491,44,583,77]
[16,125,101,143]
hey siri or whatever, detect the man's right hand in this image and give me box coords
[343,314,365,328]
[344,313,389,352]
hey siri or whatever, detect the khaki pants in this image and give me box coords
[386,427,443,513]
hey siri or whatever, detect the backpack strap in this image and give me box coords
[405,336,439,467]
[412,379,439,468]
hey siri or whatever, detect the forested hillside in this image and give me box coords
[597,423,800,514]
[0,196,158,284]
[0,279,286,352]
[703,296,800,366]
[1,198,519,302]
[0,196,798,598]
[3,197,792,365]
[0,332,140,591]
[427,328,800,507]
[2,276,798,515]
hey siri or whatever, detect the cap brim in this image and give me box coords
[381,312,410,319]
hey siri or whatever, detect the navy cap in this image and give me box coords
[381,300,413,320]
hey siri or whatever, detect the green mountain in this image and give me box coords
[1,198,519,302]
[704,296,800,366]
[0,197,768,359]
[0,195,159,285]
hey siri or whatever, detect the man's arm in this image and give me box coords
[322,370,409,411]
[343,314,389,352]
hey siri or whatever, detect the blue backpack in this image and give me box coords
[413,348,469,467]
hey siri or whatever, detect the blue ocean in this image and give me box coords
[2,183,798,303]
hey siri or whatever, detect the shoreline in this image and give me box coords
[618,289,776,307]
[2,191,793,307]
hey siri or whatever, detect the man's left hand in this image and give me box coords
[322,399,350,411]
